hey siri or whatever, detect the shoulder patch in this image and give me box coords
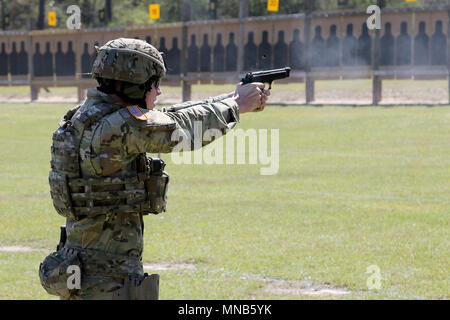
[141,110,177,131]
[127,106,148,121]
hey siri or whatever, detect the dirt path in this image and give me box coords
[0,87,448,105]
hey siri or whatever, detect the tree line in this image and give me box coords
[1,0,446,31]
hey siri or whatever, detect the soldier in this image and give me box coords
[39,38,269,300]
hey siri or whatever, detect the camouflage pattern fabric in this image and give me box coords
[92,38,166,84]
[51,88,239,299]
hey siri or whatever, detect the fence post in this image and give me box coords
[76,31,85,102]
[305,0,314,104]
[28,34,38,101]
[26,20,38,102]
[237,0,248,76]
[372,1,385,105]
[181,1,192,102]
[372,26,381,105]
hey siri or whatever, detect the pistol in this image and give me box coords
[241,67,291,89]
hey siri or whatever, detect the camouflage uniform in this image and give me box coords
[39,38,240,300]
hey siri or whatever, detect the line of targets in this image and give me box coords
[0,41,28,76]
[0,40,78,77]
[0,20,447,78]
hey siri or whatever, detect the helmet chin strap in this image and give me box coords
[118,78,158,108]
[117,82,147,108]
[97,78,155,109]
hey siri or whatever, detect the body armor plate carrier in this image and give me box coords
[48,102,169,221]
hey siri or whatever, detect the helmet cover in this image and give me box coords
[92,38,166,84]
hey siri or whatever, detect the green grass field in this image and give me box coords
[0,102,448,299]
[0,79,448,102]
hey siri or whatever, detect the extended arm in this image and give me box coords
[126,83,269,154]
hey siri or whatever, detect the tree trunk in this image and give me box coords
[106,0,112,22]
[37,0,45,30]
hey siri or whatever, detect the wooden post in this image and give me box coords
[305,0,314,104]
[77,87,86,102]
[26,19,38,102]
[30,85,39,101]
[181,1,191,102]
[372,0,385,105]
[28,35,39,101]
[76,31,85,102]
[372,27,381,105]
[182,81,191,102]
[237,0,248,75]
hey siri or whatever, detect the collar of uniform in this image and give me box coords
[86,88,119,105]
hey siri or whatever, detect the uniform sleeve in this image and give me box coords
[125,94,240,154]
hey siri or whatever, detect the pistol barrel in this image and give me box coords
[241,67,291,84]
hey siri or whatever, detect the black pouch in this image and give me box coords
[143,158,169,214]
[38,248,82,299]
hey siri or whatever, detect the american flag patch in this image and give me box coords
[127,106,148,121]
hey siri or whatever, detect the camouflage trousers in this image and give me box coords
[64,273,160,300]
[40,246,159,300]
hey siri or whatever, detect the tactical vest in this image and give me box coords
[49,102,169,221]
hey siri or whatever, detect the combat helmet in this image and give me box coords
[92,38,166,105]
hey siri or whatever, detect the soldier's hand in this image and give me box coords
[233,82,270,114]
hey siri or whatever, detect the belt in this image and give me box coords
[62,246,143,277]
